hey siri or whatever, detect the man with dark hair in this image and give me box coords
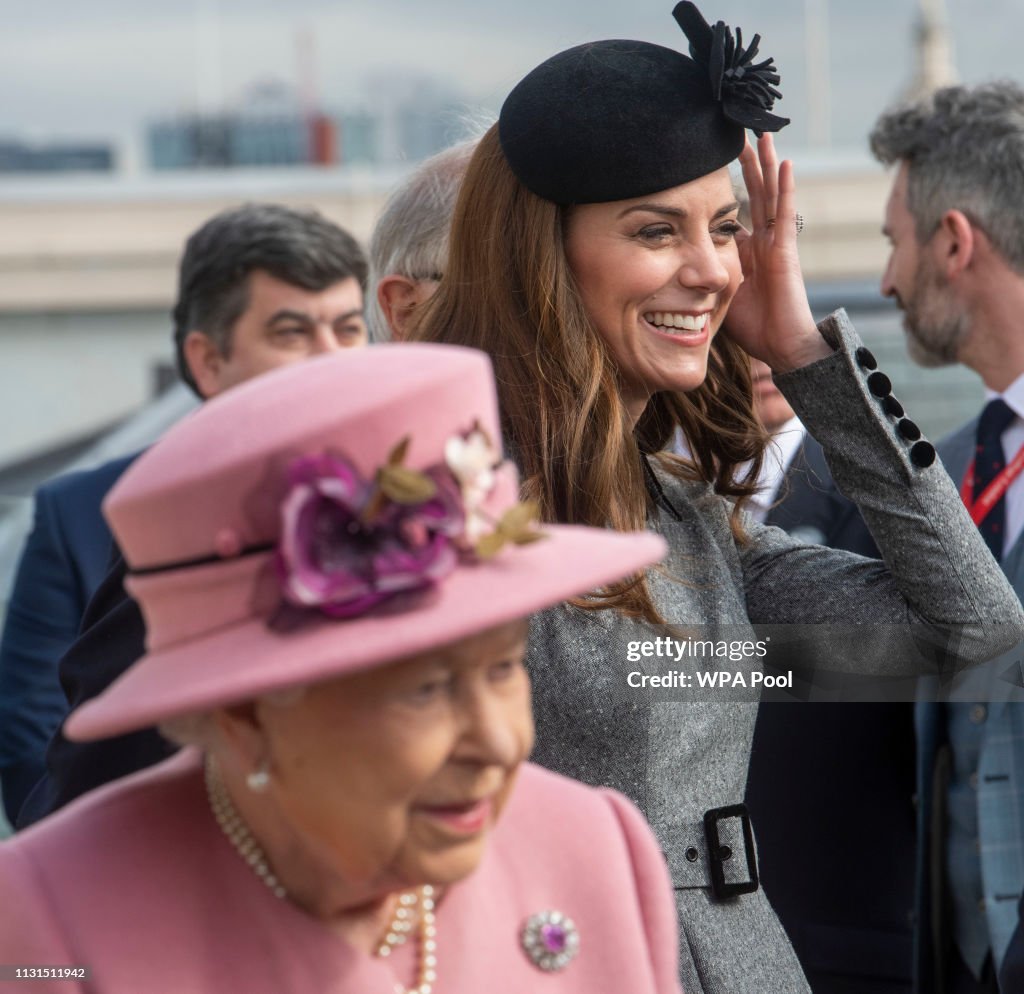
[14,147,484,828]
[172,203,367,395]
[2,203,367,824]
[870,82,1024,994]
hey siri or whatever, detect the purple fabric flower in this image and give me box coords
[276,453,465,618]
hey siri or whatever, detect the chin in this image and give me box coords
[408,840,489,888]
[660,364,710,395]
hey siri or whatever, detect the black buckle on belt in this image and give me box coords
[703,803,759,899]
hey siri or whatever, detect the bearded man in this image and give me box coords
[871,82,1024,994]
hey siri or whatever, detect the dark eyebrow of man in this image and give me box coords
[267,309,314,327]
[334,309,365,323]
[617,200,741,220]
[266,308,365,327]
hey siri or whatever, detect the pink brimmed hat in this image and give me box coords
[66,345,666,742]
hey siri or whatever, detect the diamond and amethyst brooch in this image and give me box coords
[520,910,580,972]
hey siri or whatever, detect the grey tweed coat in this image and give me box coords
[525,311,1024,994]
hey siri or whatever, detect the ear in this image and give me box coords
[376,275,438,341]
[933,209,976,282]
[210,701,269,778]
[182,330,226,400]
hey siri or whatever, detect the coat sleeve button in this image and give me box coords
[910,440,936,468]
[867,371,893,397]
[685,847,700,862]
[883,395,905,418]
[856,346,878,370]
[898,418,922,441]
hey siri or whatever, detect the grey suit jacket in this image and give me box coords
[526,311,1024,994]
[914,417,1024,990]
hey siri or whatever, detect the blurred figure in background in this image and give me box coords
[871,81,1024,994]
[367,138,477,342]
[744,357,917,994]
[16,145,473,828]
[7,203,368,826]
[745,358,882,547]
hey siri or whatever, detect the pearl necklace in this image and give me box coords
[376,885,438,994]
[204,756,287,899]
[203,757,439,992]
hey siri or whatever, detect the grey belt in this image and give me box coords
[663,804,760,899]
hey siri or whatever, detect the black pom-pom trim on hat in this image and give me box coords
[673,1,789,137]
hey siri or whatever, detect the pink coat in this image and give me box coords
[0,752,682,993]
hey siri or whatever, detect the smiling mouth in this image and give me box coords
[642,311,709,335]
[416,798,493,835]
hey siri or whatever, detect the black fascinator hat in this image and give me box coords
[498,1,789,205]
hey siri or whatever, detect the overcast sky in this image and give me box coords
[2,0,1019,159]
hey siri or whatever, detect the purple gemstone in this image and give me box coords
[540,923,568,953]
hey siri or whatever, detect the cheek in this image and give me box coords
[722,247,743,298]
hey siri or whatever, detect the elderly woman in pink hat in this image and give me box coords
[0,346,677,994]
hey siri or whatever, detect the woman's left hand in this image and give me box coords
[722,134,832,372]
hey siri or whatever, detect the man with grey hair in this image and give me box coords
[871,81,1024,994]
[367,138,477,342]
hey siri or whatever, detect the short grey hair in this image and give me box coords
[158,686,308,750]
[869,81,1024,271]
[367,139,479,342]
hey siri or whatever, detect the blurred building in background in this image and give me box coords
[148,79,342,169]
[147,77,464,170]
[0,139,114,174]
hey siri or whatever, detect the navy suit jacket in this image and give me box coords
[1002,900,1024,991]
[921,419,1024,992]
[0,454,135,822]
[745,434,917,994]
[15,547,176,828]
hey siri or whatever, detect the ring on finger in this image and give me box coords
[764,214,805,235]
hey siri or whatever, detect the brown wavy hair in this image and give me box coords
[411,125,768,622]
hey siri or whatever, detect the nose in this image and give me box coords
[310,324,342,355]
[880,255,897,300]
[677,234,731,294]
[455,683,530,770]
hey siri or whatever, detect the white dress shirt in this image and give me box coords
[673,418,808,524]
[747,416,807,523]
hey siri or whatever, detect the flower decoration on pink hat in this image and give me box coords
[276,426,544,619]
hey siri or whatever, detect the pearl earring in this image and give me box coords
[246,764,270,793]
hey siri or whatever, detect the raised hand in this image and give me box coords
[722,134,831,372]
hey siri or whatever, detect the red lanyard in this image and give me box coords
[961,443,1024,526]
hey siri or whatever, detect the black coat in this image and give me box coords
[744,435,917,994]
[15,555,172,828]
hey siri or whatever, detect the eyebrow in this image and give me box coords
[617,200,741,221]
[267,308,365,326]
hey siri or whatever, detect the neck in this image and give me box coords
[956,265,1024,392]
[210,757,397,951]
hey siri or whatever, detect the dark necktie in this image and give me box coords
[974,397,1016,561]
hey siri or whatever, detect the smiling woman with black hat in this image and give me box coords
[410,2,1024,992]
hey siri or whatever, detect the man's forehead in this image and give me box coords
[245,270,364,312]
[884,164,913,226]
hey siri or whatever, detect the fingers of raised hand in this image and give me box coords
[758,134,780,223]
[739,138,767,231]
[772,159,799,249]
